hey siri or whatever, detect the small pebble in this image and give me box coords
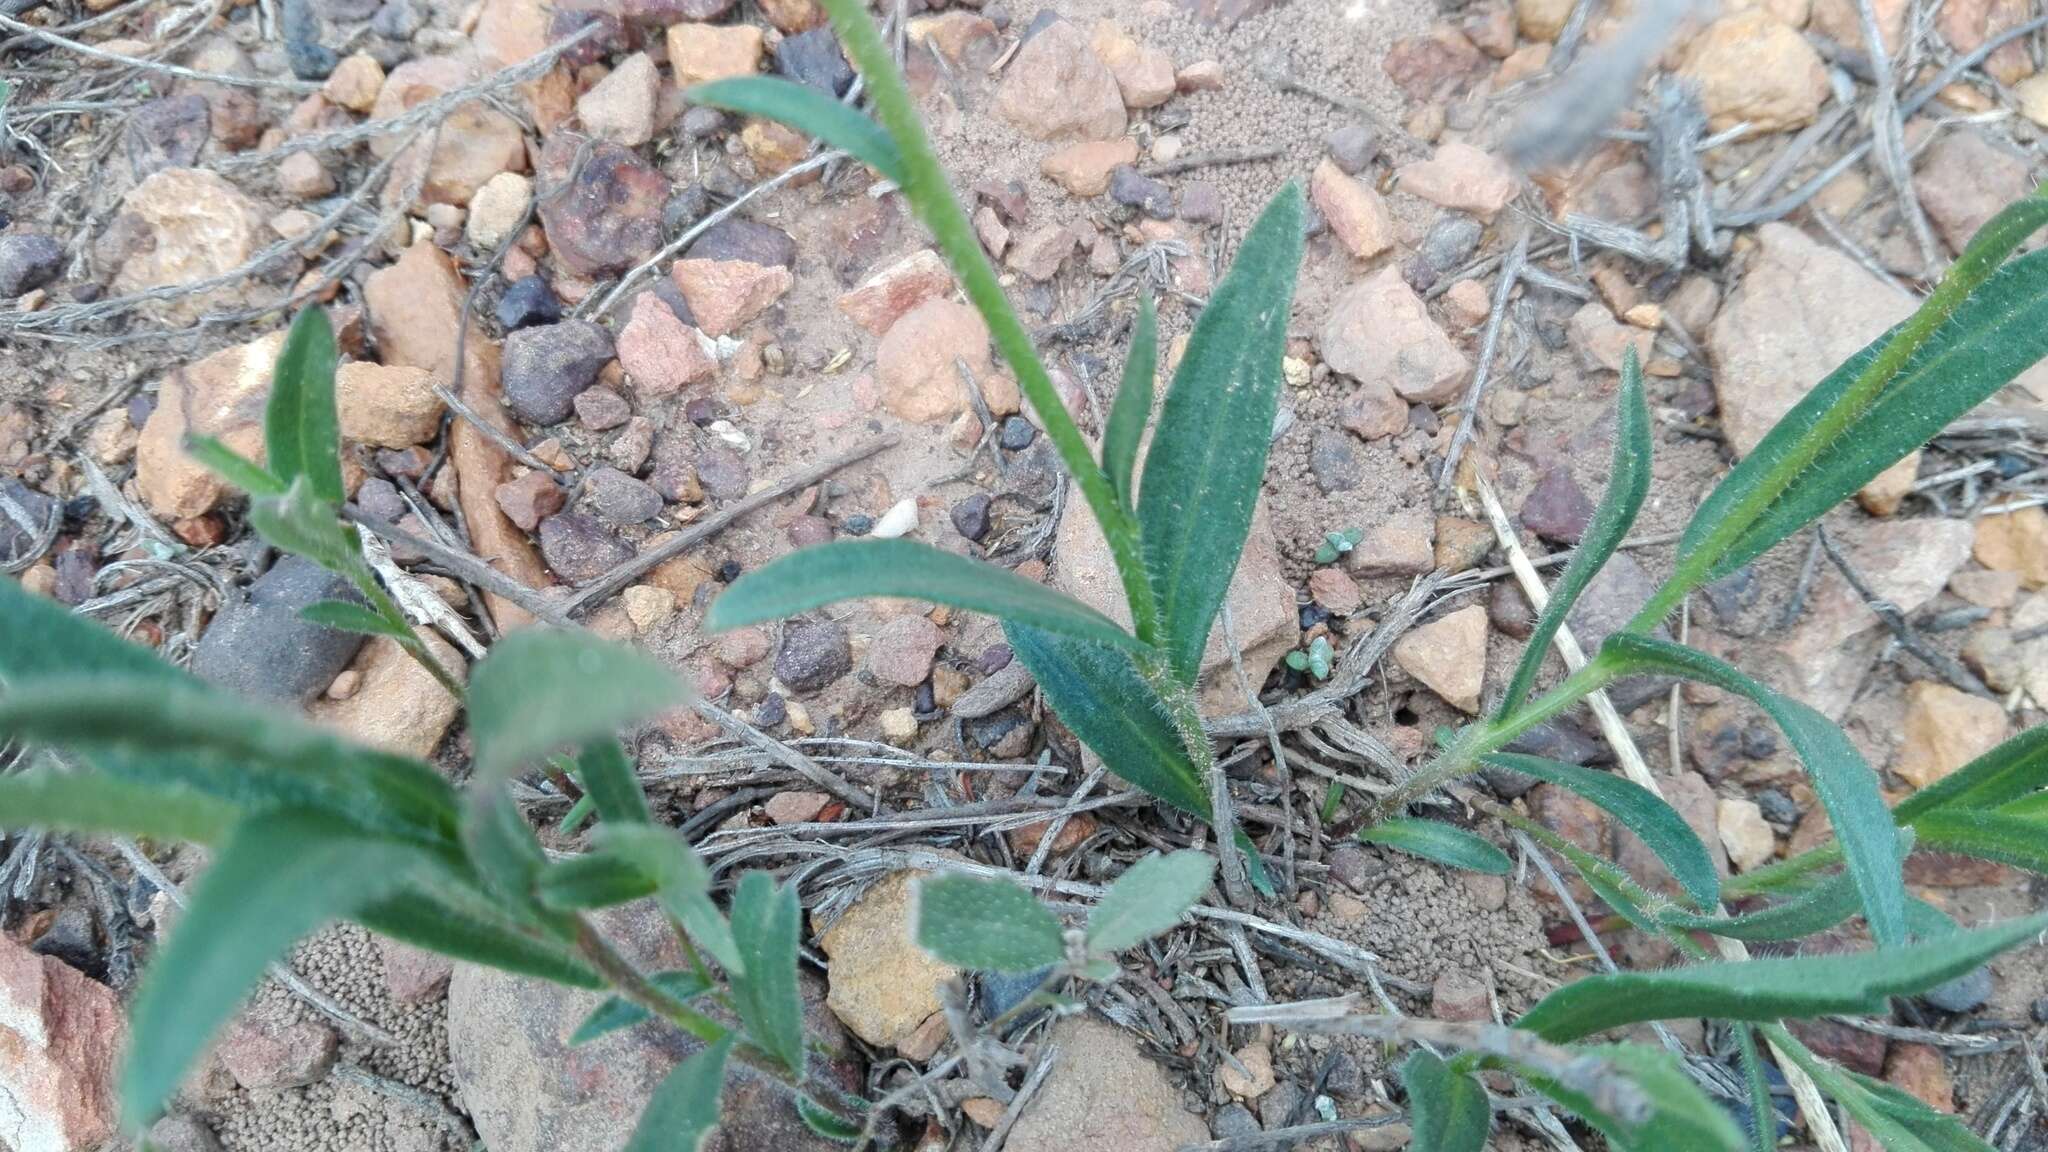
[871,497,919,539]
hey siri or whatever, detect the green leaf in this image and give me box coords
[1138,184,1305,684]
[1600,634,1905,947]
[1514,910,2048,1043]
[1734,1028,1776,1152]
[1776,1031,1995,1152]
[1658,868,1862,942]
[707,539,1141,652]
[1484,752,1719,910]
[1508,1044,1744,1152]
[1086,850,1215,953]
[795,1096,865,1144]
[0,770,240,844]
[1358,818,1510,875]
[184,435,285,497]
[687,76,905,185]
[1102,292,1157,508]
[595,824,744,976]
[623,1034,732,1152]
[537,851,660,910]
[247,479,369,578]
[728,871,806,1076]
[1499,354,1649,717]
[264,308,345,505]
[357,889,601,988]
[299,599,408,638]
[575,738,653,827]
[122,810,420,1126]
[461,790,554,922]
[914,873,1065,972]
[0,570,192,682]
[571,971,714,1045]
[467,629,692,781]
[1909,809,2048,877]
[1517,813,1667,933]
[1894,725,2048,822]
[1401,1051,1490,1152]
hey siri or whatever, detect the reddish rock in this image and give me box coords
[379,936,455,1005]
[868,614,944,687]
[1788,1017,1887,1077]
[993,20,1126,141]
[1321,267,1470,403]
[669,258,793,338]
[1311,159,1395,260]
[1383,26,1487,101]
[1884,1043,1954,1112]
[1397,142,1518,222]
[536,135,668,276]
[1089,21,1177,110]
[765,790,831,824]
[617,294,717,396]
[137,331,286,519]
[1431,970,1492,1022]
[1339,377,1409,441]
[1041,138,1140,197]
[495,470,566,531]
[667,21,764,88]
[877,298,994,423]
[217,1008,338,1090]
[1914,131,2033,256]
[1678,11,1830,133]
[837,249,956,335]
[0,933,124,1152]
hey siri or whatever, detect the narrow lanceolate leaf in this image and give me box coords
[1484,752,1718,910]
[707,539,1141,652]
[686,76,905,184]
[1909,809,2048,877]
[915,873,1066,972]
[1776,1032,1997,1152]
[1086,850,1215,953]
[122,810,421,1126]
[462,790,554,920]
[537,851,660,910]
[1512,812,1665,933]
[1401,1051,1490,1152]
[467,629,692,781]
[1138,184,1304,684]
[1893,725,2048,822]
[1101,292,1157,508]
[796,1096,865,1144]
[1358,818,1511,875]
[1734,1029,1776,1152]
[247,479,369,578]
[0,572,188,683]
[184,435,286,497]
[264,307,345,504]
[356,889,601,989]
[0,770,240,844]
[574,738,653,827]
[728,872,806,1076]
[299,599,409,638]
[571,971,714,1046]
[623,1035,732,1152]
[1658,868,1862,942]
[1600,634,1905,947]
[1514,910,2048,1043]
[1510,1044,1744,1152]
[595,823,743,976]
[1498,354,1649,716]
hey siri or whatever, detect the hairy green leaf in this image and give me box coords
[184,435,285,497]
[1894,725,2048,822]
[1734,1028,1776,1152]
[596,824,743,976]
[123,810,420,1126]
[264,308,345,505]
[1658,868,1862,942]
[707,539,1140,652]
[1484,752,1717,909]
[1500,353,1650,716]
[795,1096,865,1144]
[0,770,240,844]
[1776,1031,1995,1152]
[728,872,805,1076]
[0,567,191,682]
[1086,850,1215,953]
[1509,1044,1744,1152]
[461,789,554,922]
[537,851,660,910]
[299,599,408,638]
[1402,1051,1490,1152]
[1909,809,2048,877]
[467,629,691,781]
[1600,635,1905,947]
[356,889,601,988]
[571,971,714,1046]
[623,1034,732,1152]
[1358,818,1510,875]
[1507,810,1666,933]
[247,478,367,579]
[575,738,653,827]
[1102,292,1157,508]
[686,76,905,184]
[915,873,1066,972]
[1138,184,1304,683]
[1515,910,2048,1043]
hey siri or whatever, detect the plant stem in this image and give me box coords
[816,0,1162,646]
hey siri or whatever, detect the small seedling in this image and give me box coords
[1285,634,1335,680]
[1313,527,1362,565]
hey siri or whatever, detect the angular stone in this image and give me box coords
[1519,468,1594,543]
[1004,1016,1210,1152]
[136,331,285,519]
[538,512,633,583]
[1384,27,1487,102]
[1322,267,1470,403]
[1894,681,2009,790]
[503,320,614,426]
[1394,604,1489,713]
[777,617,852,693]
[0,234,64,298]
[1340,376,1409,440]
[994,21,1126,141]
[576,51,659,146]
[308,633,463,758]
[584,466,664,524]
[1089,21,1177,110]
[685,217,797,269]
[1041,138,1139,197]
[1915,131,2033,257]
[336,362,444,447]
[1973,502,2048,589]
[837,249,955,335]
[869,614,944,687]
[124,95,210,180]
[1,933,124,1151]
[669,258,793,338]
[666,21,764,88]
[1349,514,1435,577]
[1679,11,1830,132]
[819,870,956,1047]
[1311,159,1395,260]
[617,294,717,397]
[1396,142,1517,222]
[111,168,266,320]
[216,1008,337,1091]
[536,135,668,276]
[877,298,994,423]
[1717,797,1776,872]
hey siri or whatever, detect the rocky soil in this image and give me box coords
[2,0,2047,1147]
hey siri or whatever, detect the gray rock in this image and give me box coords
[1403,212,1483,292]
[146,1115,225,1152]
[979,965,1055,1024]
[1309,428,1361,493]
[496,275,562,331]
[951,493,992,542]
[1924,967,1992,1014]
[190,556,368,703]
[1109,166,1173,219]
[775,27,853,95]
[680,106,726,140]
[693,441,750,500]
[315,0,380,20]
[1212,1104,1262,1139]
[1567,551,1673,711]
[1504,719,1608,767]
[503,320,613,426]
[369,0,423,38]
[537,512,633,583]
[1179,180,1224,224]
[0,234,64,298]
[1327,843,1371,892]
[685,217,797,269]
[1520,468,1594,543]
[952,659,1035,719]
[0,480,56,563]
[583,466,663,525]
[1326,123,1380,174]
[123,95,211,180]
[1260,1080,1303,1128]
[998,416,1037,450]
[776,618,852,693]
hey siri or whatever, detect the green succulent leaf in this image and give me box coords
[1401,1051,1490,1152]
[623,1034,732,1152]
[1499,351,1650,717]
[707,539,1141,652]
[1358,818,1511,875]
[1138,184,1304,684]
[0,769,240,844]
[1086,850,1216,953]
[122,809,421,1127]
[1894,725,2048,822]
[1599,634,1905,947]
[914,873,1066,972]
[686,76,905,185]
[728,872,806,1076]
[264,307,345,505]
[1102,292,1157,508]
[571,971,714,1046]
[467,629,692,781]
[1483,752,1719,910]
[356,889,601,989]
[1515,910,2048,1043]
[184,434,286,497]
[298,599,409,638]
